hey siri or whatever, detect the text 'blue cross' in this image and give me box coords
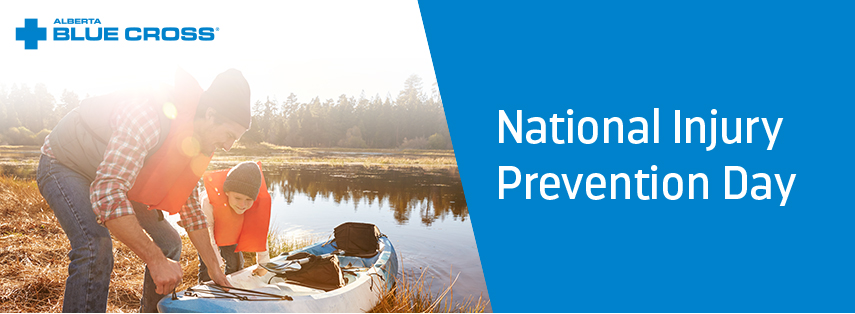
[16,19,47,50]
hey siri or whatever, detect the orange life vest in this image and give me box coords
[127,69,212,214]
[202,161,272,252]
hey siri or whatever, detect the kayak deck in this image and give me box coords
[158,237,398,313]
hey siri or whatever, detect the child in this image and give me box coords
[198,161,272,282]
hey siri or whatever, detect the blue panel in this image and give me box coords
[420,1,855,312]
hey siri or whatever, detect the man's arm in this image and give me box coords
[187,228,231,286]
[199,194,224,270]
[90,100,182,294]
[180,184,230,287]
[105,216,182,294]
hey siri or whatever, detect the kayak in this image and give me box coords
[158,236,398,313]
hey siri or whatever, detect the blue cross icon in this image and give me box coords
[16,19,47,50]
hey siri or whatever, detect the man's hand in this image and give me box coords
[149,257,183,294]
[188,228,231,288]
[105,215,184,295]
[208,267,232,287]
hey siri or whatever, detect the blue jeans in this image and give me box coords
[198,244,243,282]
[37,155,182,313]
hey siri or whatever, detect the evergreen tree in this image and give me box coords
[58,89,81,119]
[33,83,56,132]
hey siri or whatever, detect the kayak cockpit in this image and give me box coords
[223,267,361,297]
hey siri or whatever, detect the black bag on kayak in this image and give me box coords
[276,252,345,291]
[333,222,382,256]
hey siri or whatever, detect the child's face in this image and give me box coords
[225,191,255,215]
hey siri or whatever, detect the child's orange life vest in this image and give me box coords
[202,161,272,252]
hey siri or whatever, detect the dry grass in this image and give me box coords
[370,262,489,313]
[0,175,197,312]
[218,143,458,168]
[0,145,458,173]
[0,176,67,312]
[0,175,485,313]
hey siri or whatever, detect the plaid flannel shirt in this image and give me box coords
[41,100,208,232]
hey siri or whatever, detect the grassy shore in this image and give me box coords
[212,142,458,169]
[0,176,486,313]
[0,144,458,179]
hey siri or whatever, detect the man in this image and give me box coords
[36,69,251,312]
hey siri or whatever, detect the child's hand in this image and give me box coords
[252,267,268,276]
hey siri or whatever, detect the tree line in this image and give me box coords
[0,83,80,145]
[0,74,451,149]
[245,74,450,149]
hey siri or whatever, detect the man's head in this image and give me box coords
[194,69,251,155]
[223,161,262,215]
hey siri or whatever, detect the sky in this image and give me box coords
[0,1,437,104]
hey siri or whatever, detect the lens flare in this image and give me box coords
[162,102,178,120]
[180,136,200,157]
[190,156,209,177]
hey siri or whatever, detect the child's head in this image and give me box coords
[223,161,262,215]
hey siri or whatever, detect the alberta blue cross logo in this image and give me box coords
[16,19,47,50]
[14,18,216,50]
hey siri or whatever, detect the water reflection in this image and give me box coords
[265,166,468,226]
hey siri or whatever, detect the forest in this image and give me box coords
[0,74,451,150]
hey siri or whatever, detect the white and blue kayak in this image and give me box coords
[158,236,398,313]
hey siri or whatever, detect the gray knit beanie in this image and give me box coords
[198,69,252,129]
[223,162,262,200]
